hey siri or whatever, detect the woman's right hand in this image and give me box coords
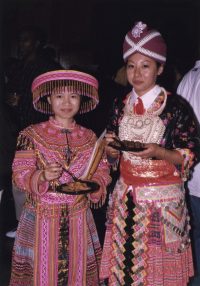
[39,162,63,182]
[105,132,120,159]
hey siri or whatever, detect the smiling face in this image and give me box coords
[126,52,164,96]
[47,87,81,126]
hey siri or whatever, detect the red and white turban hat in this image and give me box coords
[123,21,167,64]
[32,70,99,114]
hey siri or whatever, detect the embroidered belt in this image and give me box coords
[25,193,88,218]
[134,183,184,204]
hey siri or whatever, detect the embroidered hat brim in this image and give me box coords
[32,70,99,114]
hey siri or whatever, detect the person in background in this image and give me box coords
[9,69,111,285]
[177,61,200,286]
[4,26,62,238]
[100,21,200,285]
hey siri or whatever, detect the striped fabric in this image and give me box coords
[100,179,193,286]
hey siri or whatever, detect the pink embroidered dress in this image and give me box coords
[10,117,110,286]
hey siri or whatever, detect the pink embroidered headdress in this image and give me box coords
[31,70,99,114]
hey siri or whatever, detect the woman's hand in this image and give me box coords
[131,143,183,164]
[105,132,120,159]
[131,143,160,159]
[39,162,63,182]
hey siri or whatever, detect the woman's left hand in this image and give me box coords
[131,143,162,159]
[131,143,183,165]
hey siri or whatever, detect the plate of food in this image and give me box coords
[108,138,145,152]
[56,180,100,195]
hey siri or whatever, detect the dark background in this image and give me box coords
[1,0,200,76]
[1,0,199,134]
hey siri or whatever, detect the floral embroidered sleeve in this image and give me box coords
[106,96,125,135]
[176,149,195,181]
[161,95,200,180]
[106,96,125,170]
[12,128,49,195]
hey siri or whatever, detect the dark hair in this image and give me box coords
[156,62,162,69]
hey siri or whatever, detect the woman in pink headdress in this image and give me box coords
[10,70,111,286]
[100,21,200,285]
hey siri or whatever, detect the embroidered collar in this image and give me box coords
[49,116,76,131]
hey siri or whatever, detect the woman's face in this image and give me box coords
[48,88,81,123]
[126,52,164,96]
